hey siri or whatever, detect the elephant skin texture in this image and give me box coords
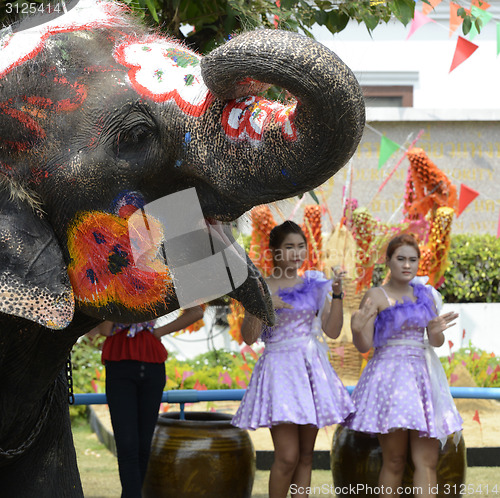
[0,0,365,495]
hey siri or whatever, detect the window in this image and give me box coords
[362,85,414,107]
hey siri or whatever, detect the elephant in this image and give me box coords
[0,0,365,495]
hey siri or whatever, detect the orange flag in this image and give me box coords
[422,0,443,15]
[457,183,480,216]
[449,36,479,72]
[472,410,481,424]
[449,2,464,37]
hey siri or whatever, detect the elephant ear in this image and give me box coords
[0,193,74,329]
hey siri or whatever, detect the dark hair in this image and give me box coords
[268,221,306,250]
[386,233,420,260]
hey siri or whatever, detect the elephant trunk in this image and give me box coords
[200,29,365,210]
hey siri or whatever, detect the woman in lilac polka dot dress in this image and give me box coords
[232,221,355,498]
[345,234,462,498]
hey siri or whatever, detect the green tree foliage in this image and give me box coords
[1,0,481,54]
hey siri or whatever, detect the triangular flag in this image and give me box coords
[449,2,464,37]
[378,136,400,169]
[407,10,434,40]
[472,410,481,425]
[449,36,479,72]
[457,183,479,217]
[422,0,443,16]
[468,5,493,40]
[471,0,490,9]
[497,23,500,56]
[496,208,500,238]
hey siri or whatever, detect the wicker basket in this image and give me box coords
[327,278,372,381]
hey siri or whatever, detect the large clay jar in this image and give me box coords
[143,411,255,498]
[331,426,466,498]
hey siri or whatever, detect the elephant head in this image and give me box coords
[0,0,364,330]
[0,1,364,494]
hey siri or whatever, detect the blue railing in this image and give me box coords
[74,386,500,419]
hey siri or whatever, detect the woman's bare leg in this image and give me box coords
[290,425,319,497]
[409,431,439,498]
[269,424,300,498]
[378,430,409,497]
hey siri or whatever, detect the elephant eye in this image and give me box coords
[115,124,151,156]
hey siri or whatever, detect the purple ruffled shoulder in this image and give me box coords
[373,283,437,347]
[277,270,331,311]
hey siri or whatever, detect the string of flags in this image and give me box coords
[408,0,494,72]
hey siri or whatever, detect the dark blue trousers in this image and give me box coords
[105,360,166,498]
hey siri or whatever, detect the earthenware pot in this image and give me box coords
[331,426,466,498]
[143,411,255,498]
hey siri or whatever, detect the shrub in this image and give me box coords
[439,234,500,303]
[69,334,106,420]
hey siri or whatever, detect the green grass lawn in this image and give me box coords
[73,419,500,497]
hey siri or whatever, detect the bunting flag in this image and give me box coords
[407,10,434,39]
[449,36,479,72]
[457,183,480,217]
[468,5,493,40]
[422,0,443,16]
[449,2,464,37]
[376,129,424,195]
[471,0,490,9]
[497,23,500,55]
[378,135,401,169]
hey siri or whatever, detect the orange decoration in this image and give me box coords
[405,147,457,219]
[302,204,323,272]
[248,205,277,277]
[418,207,455,286]
[227,299,246,344]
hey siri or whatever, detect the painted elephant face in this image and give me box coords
[0,0,365,328]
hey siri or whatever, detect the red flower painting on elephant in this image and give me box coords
[67,209,173,310]
[114,37,213,116]
[221,96,297,143]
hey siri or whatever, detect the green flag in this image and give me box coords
[378,135,400,170]
[497,23,500,56]
[469,6,493,41]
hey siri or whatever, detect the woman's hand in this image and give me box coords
[331,266,346,295]
[351,298,378,334]
[272,295,293,310]
[427,311,459,340]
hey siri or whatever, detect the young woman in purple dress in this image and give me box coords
[347,234,462,498]
[232,221,355,498]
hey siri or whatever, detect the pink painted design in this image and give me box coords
[113,37,213,116]
[221,96,297,143]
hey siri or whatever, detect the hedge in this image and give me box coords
[439,234,500,303]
